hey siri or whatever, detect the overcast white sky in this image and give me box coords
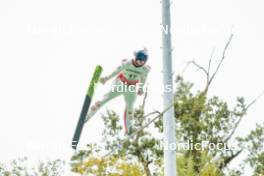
[0,0,263,175]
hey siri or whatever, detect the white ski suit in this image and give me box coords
[86,59,150,134]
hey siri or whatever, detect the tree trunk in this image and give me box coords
[143,161,151,176]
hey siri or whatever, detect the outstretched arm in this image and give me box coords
[100,60,128,84]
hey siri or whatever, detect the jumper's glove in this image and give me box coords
[100,77,108,84]
[137,88,144,96]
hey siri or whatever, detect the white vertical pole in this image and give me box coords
[161,0,177,175]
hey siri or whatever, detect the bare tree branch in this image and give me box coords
[181,61,192,75]
[246,90,264,109]
[208,34,234,86]
[142,86,148,109]
[186,60,210,90]
[207,47,215,80]
[220,149,242,169]
[223,91,264,143]
[185,34,233,94]
[187,59,209,76]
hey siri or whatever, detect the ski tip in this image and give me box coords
[95,65,103,72]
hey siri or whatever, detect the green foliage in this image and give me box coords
[71,109,162,175]
[0,158,65,176]
[71,75,263,176]
[238,123,264,175]
[177,155,196,176]
[177,152,222,176]
[154,76,248,173]
[71,155,145,176]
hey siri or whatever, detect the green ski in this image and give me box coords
[72,65,103,150]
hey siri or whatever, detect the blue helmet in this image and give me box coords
[134,48,148,62]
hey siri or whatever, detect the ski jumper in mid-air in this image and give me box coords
[85,49,150,135]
